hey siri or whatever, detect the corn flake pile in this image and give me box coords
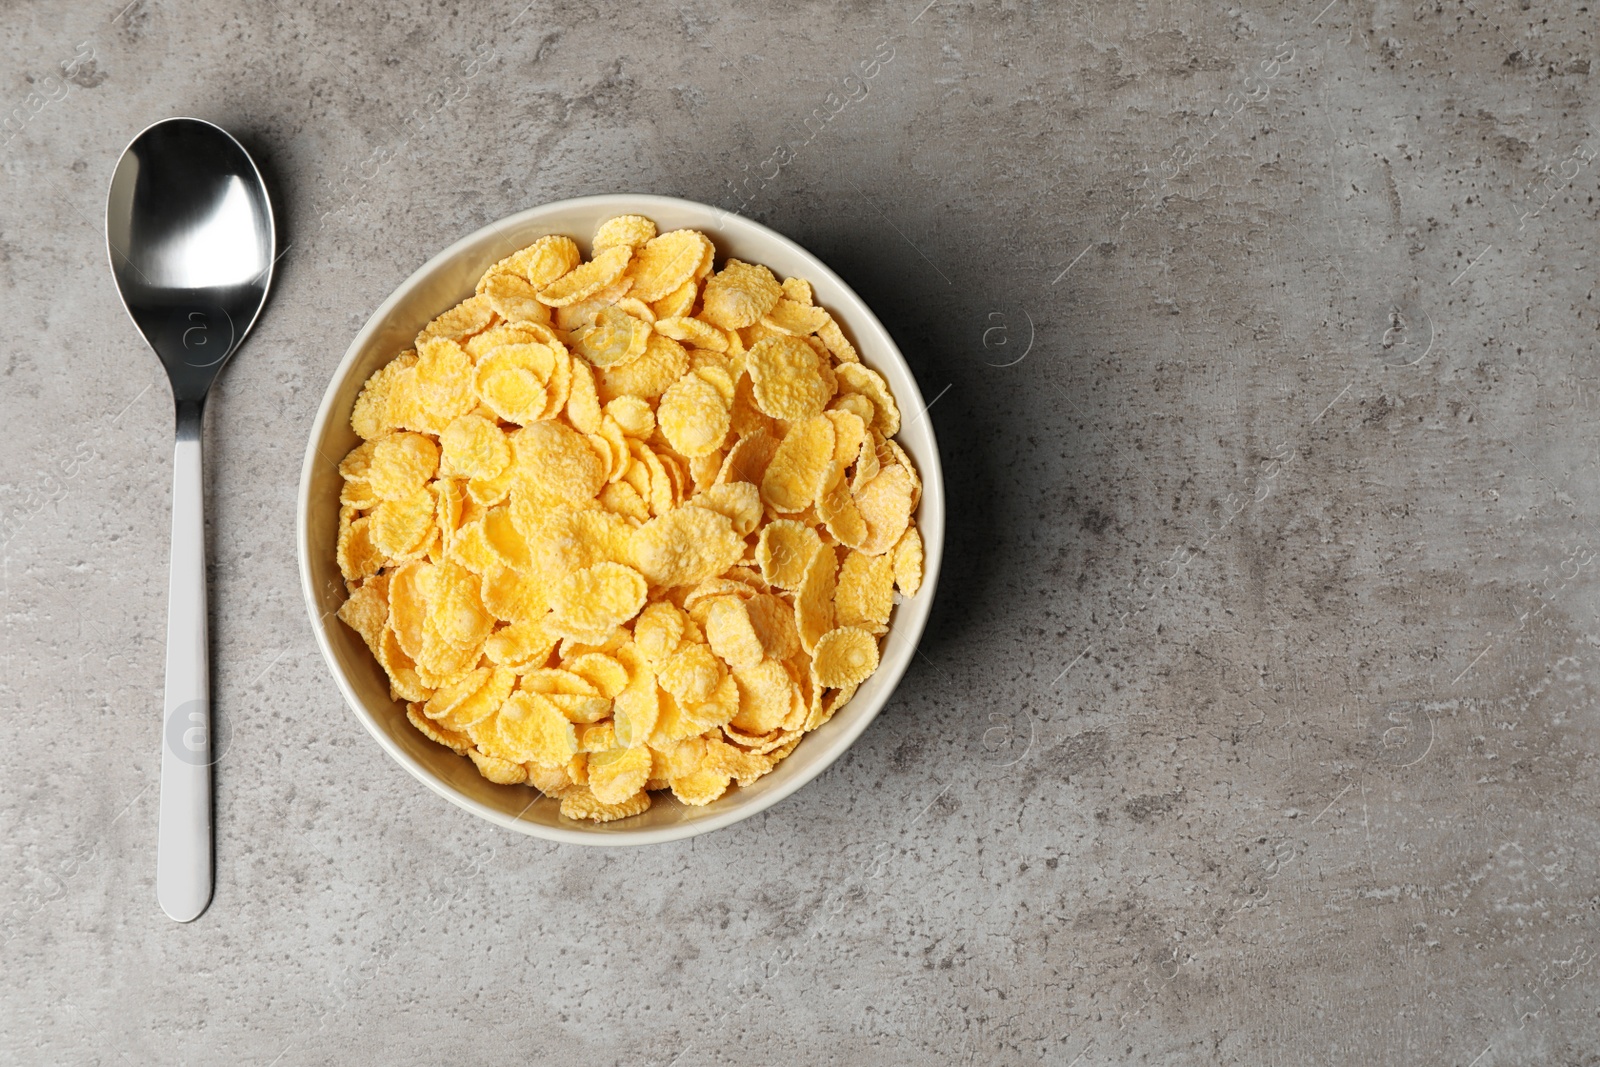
[335,215,924,823]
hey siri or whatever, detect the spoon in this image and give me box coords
[106,117,275,922]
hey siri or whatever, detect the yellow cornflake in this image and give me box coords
[780,277,813,305]
[467,459,516,507]
[477,243,544,293]
[565,359,604,433]
[760,415,836,514]
[431,561,496,647]
[351,352,414,440]
[340,474,378,510]
[466,322,556,359]
[657,642,724,706]
[495,690,578,766]
[595,333,688,402]
[511,421,608,506]
[556,283,630,331]
[633,601,686,664]
[448,519,497,574]
[370,486,436,559]
[794,544,838,653]
[438,415,509,481]
[470,343,560,422]
[704,597,764,671]
[560,787,652,822]
[337,510,383,583]
[550,561,649,639]
[481,507,532,570]
[414,337,477,423]
[760,297,828,337]
[386,560,434,659]
[574,305,651,368]
[825,409,868,472]
[480,270,547,324]
[670,767,732,807]
[527,760,580,798]
[520,234,583,287]
[604,396,655,438]
[612,672,661,748]
[703,736,773,785]
[414,617,482,684]
[593,214,658,253]
[435,477,464,546]
[836,363,900,436]
[474,365,551,428]
[690,451,724,495]
[336,575,389,655]
[599,481,650,522]
[892,526,924,597]
[724,721,801,755]
[407,702,472,753]
[745,593,799,661]
[415,294,494,349]
[582,427,620,486]
[831,391,875,426]
[756,519,821,590]
[657,372,731,459]
[817,468,869,549]
[597,420,632,483]
[835,549,894,632]
[484,617,558,671]
[563,652,630,698]
[700,259,783,330]
[628,505,745,589]
[547,691,612,724]
[747,336,833,420]
[854,463,916,555]
[625,230,712,302]
[368,432,439,501]
[730,659,796,735]
[812,626,880,689]
[422,666,491,723]
[683,578,756,613]
[654,315,728,352]
[435,667,516,732]
[390,379,451,442]
[536,244,633,307]
[587,745,653,804]
[804,681,859,732]
[718,428,779,488]
[652,277,698,318]
[480,564,547,622]
[883,437,922,508]
[521,668,598,696]
[468,747,529,784]
[517,503,633,578]
[693,481,761,538]
[817,314,859,363]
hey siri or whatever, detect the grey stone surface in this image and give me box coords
[3,0,1598,1063]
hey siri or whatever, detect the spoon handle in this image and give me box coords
[157,404,213,922]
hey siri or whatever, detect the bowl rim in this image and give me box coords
[296,193,944,846]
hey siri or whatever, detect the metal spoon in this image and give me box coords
[106,117,275,922]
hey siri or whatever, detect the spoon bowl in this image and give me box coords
[106,117,275,922]
[108,118,274,404]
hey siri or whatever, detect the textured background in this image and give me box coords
[3,1,1599,1063]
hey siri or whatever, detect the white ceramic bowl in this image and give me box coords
[297,194,944,845]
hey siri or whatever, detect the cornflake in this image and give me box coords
[335,215,924,821]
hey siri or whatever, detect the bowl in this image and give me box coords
[297,194,944,844]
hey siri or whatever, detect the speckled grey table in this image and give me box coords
[4,2,1598,1063]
